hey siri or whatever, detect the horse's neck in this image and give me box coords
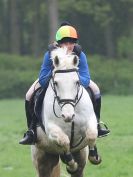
[77,86,93,108]
[46,80,55,97]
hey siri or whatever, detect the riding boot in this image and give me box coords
[19,100,37,145]
[94,97,110,138]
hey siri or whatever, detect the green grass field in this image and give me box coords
[0,95,133,177]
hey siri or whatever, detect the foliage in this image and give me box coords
[73,0,112,26]
[59,0,133,58]
[0,53,41,99]
[117,36,133,59]
[0,53,133,99]
[0,96,133,177]
[89,55,133,94]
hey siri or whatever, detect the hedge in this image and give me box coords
[0,53,133,99]
[0,54,41,99]
[89,55,133,95]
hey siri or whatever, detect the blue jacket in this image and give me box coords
[39,51,91,88]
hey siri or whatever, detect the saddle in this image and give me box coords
[30,87,46,129]
[86,86,96,107]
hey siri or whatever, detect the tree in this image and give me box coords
[0,0,132,59]
[47,0,59,43]
[32,0,41,58]
[9,0,20,54]
[73,0,115,58]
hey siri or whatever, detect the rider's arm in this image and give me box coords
[78,52,91,88]
[39,51,53,88]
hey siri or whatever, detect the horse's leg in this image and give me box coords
[51,161,60,177]
[31,146,60,177]
[85,116,102,164]
[71,147,88,177]
[48,124,78,173]
[86,115,98,148]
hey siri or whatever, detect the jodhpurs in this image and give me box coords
[89,80,101,99]
[26,79,41,101]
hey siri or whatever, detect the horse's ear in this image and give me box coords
[73,56,79,67]
[54,56,59,67]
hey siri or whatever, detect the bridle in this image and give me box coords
[51,68,83,118]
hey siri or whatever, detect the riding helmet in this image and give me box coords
[56,22,78,44]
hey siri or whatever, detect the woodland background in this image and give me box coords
[0,0,133,59]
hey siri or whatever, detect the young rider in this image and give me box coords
[19,22,110,164]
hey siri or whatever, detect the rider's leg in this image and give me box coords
[89,80,110,137]
[19,79,41,145]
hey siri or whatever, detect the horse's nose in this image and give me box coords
[62,114,75,122]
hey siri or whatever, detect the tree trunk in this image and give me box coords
[47,0,59,43]
[0,1,4,51]
[32,0,40,58]
[10,0,20,54]
[104,23,115,58]
[127,12,133,60]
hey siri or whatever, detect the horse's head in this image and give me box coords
[51,47,80,122]
[51,47,79,70]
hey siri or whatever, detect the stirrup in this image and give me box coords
[19,130,36,145]
[98,121,109,129]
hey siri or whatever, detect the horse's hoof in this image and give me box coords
[88,146,102,165]
[88,155,102,165]
[66,162,78,174]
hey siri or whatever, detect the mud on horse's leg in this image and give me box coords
[71,147,88,177]
[39,153,60,177]
[32,147,60,177]
[51,155,60,177]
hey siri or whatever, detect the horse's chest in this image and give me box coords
[48,120,86,147]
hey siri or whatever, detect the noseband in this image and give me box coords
[51,68,83,118]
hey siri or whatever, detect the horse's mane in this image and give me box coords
[51,47,79,70]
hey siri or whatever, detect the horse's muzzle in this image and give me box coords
[62,113,75,122]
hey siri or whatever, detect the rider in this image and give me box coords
[19,21,110,164]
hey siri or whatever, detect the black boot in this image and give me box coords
[94,97,110,138]
[19,100,37,145]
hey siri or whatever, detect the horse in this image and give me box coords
[31,47,98,177]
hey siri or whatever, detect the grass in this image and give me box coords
[0,95,133,177]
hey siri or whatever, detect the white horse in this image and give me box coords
[31,48,98,177]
